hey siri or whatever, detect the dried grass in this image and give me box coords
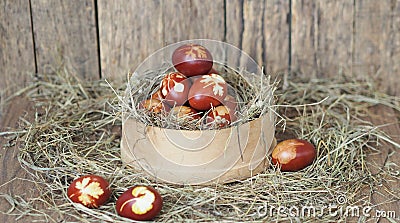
[0,68,399,222]
[122,63,275,130]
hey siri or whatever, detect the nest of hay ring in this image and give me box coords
[123,63,275,130]
[120,63,277,185]
[1,68,399,222]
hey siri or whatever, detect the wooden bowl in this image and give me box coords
[120,112,275,185]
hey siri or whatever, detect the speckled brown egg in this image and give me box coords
[160,72,191,106]
[172,44,213,77]
[271,139,317,171]
[188,74,227,111]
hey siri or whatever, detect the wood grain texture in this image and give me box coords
[393,1,400,96]
[162,0,225,45]
[0,0,35,102]
[226,0,289,76]
[264,0,289,75]
[291,0,354,77]
[353,0,400,96]
[226,0,265,64]
[99,0,225,81]
[98,0,163,80]
[224,0,244,68]
[241,0,265,67]
[0,97,38,223]
[363,105,400,222]
[30,0,99,80]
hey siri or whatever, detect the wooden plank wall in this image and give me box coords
[1,0,399,98]
[0,0,35,103]
[291,0,354,77]
[30,0,99,80]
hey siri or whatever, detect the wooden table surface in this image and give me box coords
[0,96,399,222]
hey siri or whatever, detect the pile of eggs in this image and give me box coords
[139,44,238,128]
[137,43,319,171]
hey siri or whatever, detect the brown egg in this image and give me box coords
[151,89,163,101]
[170,106,201,120]
[160,72,191,106]
[223,94,238,112]
[187,75,202,85]
[172,44,213,77]
[206,105,236,128]
[206,67,219,75]
[271,139,317,171]
[139,99,170,113]
[116,185,163,221]
[67,175,111,208]
[188,74,228,111]
[160,72,187,97]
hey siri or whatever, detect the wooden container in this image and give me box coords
[121,112,276,185]
[120,39,276,185]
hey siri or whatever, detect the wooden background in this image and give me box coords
[0,0,399,222]
[1,0,399,98]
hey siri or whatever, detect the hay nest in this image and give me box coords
[123,63,275,130]
[1,68,399,222]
